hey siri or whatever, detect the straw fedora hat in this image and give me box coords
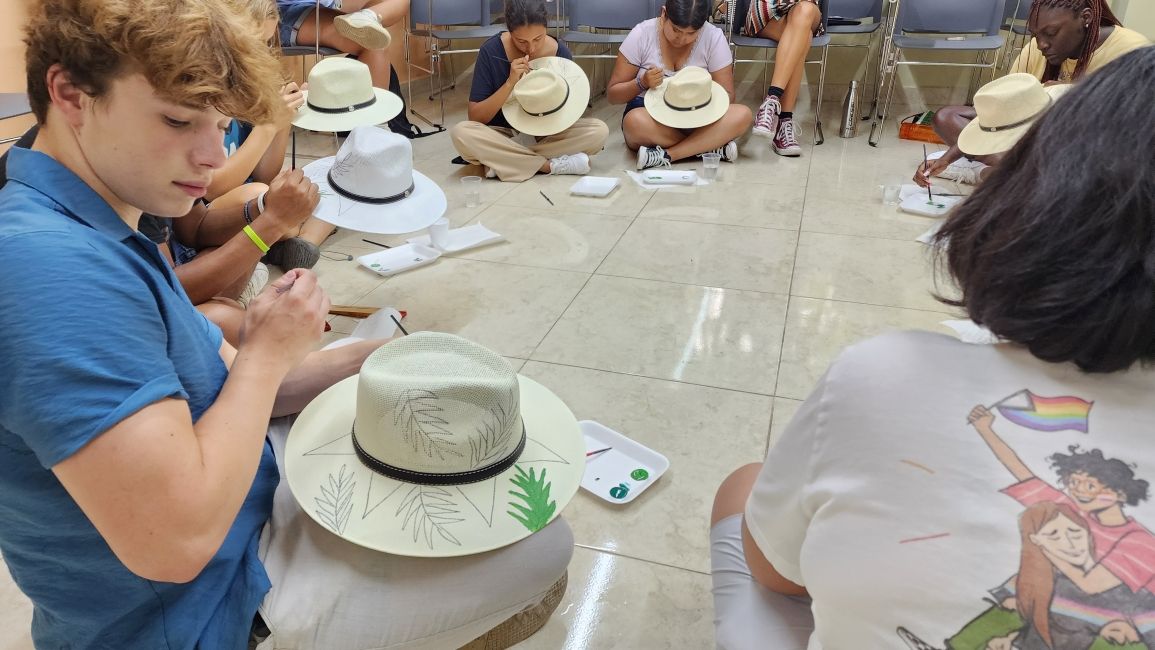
[285,332,585,557]
[293,57,403,132]
[302,126,446,234]
[644,66,729,129]
[957,73,1071,156]
[502,57,591,136]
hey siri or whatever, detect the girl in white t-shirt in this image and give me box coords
[710,47,1155,650]
[606,0,753,170]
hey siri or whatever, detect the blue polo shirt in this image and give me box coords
[0,147,278,650]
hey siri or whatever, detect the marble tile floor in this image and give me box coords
[0,79,973,649]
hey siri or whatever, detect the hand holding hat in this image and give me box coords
[501,57,591,137]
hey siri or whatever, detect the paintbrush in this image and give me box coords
[923,144,934,203]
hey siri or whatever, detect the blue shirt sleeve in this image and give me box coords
[470,35,509,103]
[0,232,187,468]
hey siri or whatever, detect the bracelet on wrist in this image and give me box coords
[242,224,271,254]
[636,76,646,92]
[242,199,254,225]
[256,191,267,215]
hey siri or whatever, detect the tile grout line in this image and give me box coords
[522,358,777,400]
[573,543,711,577]
[519,187,660,363]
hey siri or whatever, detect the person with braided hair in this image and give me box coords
[913,0,1148,189]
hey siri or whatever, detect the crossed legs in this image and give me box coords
[623,105,753,162]
[755,1,822,113]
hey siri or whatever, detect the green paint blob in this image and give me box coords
[630,468,650,481]
[609,483,630,500]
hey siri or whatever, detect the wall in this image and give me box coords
[0,0,33,146]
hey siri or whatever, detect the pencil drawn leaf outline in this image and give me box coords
[314,464,356,535]
[397,485,464,549]
[394,389,461,460]
[469,392,519,469]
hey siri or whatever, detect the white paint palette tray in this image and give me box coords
[579,421,669,504]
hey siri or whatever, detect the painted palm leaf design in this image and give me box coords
[314,464,356,535]
[507,465,556,532]
[394,389,461,460]
[397,484,464,549]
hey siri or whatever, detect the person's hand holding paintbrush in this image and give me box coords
[640,66,666,92]
[238,269,331,370]
[505,54,531,89]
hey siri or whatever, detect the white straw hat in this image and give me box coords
[302,126,446,234]
[501,57,591,136]
[644,66,729,129]
[957,73,1071,156]
[293,57,403,132]
[285,332,585,557]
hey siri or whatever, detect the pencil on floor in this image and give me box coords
[539,190,554,206]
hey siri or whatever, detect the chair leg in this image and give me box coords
[869,57,899,147]
[862,32,880,120]
[814,44,829,145]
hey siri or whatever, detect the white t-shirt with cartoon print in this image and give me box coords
[747,331,1155,649]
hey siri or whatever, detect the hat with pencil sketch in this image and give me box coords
[644,66,729,129]
[301,126,445,234]
[957,73,1071,157]
[293,57,404,132]
[501,57,591,136]
[285,332,586,558]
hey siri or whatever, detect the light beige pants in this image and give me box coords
[450,118,609,182]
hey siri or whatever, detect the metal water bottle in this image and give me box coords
[840,80,861,139]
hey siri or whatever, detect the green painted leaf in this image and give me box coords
[506,465,557,532]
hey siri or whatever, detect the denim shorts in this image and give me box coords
[278,3,317,47]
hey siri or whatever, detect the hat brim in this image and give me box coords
[285,375,585,558]
[292,88,404,133]
[643,78,730,129]
[957,84,1069,157]
[501,57,592,137]
[302,157,447,234]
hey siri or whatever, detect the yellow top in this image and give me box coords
[1011,25,1151,82]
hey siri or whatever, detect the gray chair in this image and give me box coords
[405,0,504,128]
[826,0,885,120]
[728,0,832,145]
[999,0,1032,74]
[562,0,656,96]
[1,94,32,146]
[868,0,1008,146]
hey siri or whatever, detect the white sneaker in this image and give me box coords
[549,153,590,175]
[636,145,671,170]
[699,140,738,162]
[753,95,781,137]
[238,262,269,307]
[772,119,803,157]
[335,9,392,50]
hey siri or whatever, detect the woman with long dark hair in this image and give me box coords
[607,0,752,170]
[449,0,609,182]
[710,47,1155,649]
[914,0,1148,188]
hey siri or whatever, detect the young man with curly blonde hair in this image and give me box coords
[0,2,573,648]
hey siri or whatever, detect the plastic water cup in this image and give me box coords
[701,152,721,180]
[428,218,450,250]
[881,184,901,205]
[462,176,482,208]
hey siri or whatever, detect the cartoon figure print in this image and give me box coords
[899,391,1155,650]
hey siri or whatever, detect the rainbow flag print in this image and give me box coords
[994,391,1093,433]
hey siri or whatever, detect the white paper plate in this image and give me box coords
[356,243,441,276]
[898,194,962,218]
[407,223,505,253]
[579,421,669,504]
[569,176,621,198]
